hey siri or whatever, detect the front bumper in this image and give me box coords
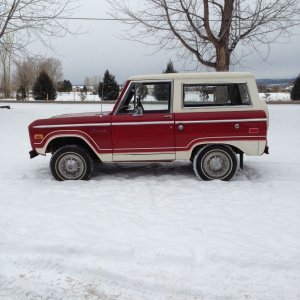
[29,149,39,159]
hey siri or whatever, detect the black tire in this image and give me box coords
[193,145,237,181]
[50,145,94,181]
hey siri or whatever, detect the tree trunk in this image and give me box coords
[215,46,230,71]
[2,60,11,98]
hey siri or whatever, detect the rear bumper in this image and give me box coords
[29,149,39,159]
[264,145,269,154]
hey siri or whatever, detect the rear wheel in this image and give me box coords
[50,145,94,181]
[193,145,237,181]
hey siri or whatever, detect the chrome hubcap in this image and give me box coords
[57,153,86,180]
[202,150,232,179]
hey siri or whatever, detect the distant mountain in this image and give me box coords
[256,78,295,87]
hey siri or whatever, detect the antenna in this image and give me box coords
[100,78,103,117]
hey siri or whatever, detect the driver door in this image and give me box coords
[111,81,175,161]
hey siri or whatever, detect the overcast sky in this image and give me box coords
[37,0,300,84]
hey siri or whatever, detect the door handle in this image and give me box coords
[163,115,173,119]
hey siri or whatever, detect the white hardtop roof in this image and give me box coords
[128,72,254,81]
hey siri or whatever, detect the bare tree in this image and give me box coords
[0,34,14,98]
[37,58,63,87]
[0,0,77,57]
[14,58,35,96]
[14,57,63,96]
[84,75,102,93]
[107,0,300,71]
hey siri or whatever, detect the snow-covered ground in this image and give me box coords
[0,103,299,300]
[1,91,293,102]
[58,92,292,102]
[259,92,291,101]
[57,92,100,101]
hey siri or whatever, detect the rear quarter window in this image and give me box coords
[183,83,251,107]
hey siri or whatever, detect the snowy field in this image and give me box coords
[0,91,293,102]
[56,92,101,102]
[259,92,291,101]
[0,103,300,300]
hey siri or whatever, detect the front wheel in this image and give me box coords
[50,145,94,181]
[193,145,237,181]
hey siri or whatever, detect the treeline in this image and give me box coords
[0,55,121,101]
[1,57,177,101]
[1,57,63,100]
[30,68,119,101]
[2,56,300,101]
[255,75,300,100]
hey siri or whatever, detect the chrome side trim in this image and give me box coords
[33,118,265,129]
[175,118,267,124]
[112,121,174,126]
[33,123,111,129]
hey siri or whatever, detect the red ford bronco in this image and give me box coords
[28,72,269,181]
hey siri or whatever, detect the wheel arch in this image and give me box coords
[190,142,242,162]
[46,136,99,161]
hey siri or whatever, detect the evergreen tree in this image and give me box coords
[98,70,119,101]
[163,60,177,73]
[154,83,170,101]
[80,85,88,101]
[33,71,57,100]
[154,60,176,100]
[291,75,300,100]
[138,85,149,100]
[67,80,73,92]
[57,80,72,93]
[16,86,27,101]
[82,85,88,93]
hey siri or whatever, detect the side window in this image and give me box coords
[183,83,251,107]
[117,82,171,114]
[238,83,251,104]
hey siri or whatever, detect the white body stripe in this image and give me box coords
[112,121,174,126]
[33,118,266,129]
[33,123,111,129]
[175,118,267,124]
